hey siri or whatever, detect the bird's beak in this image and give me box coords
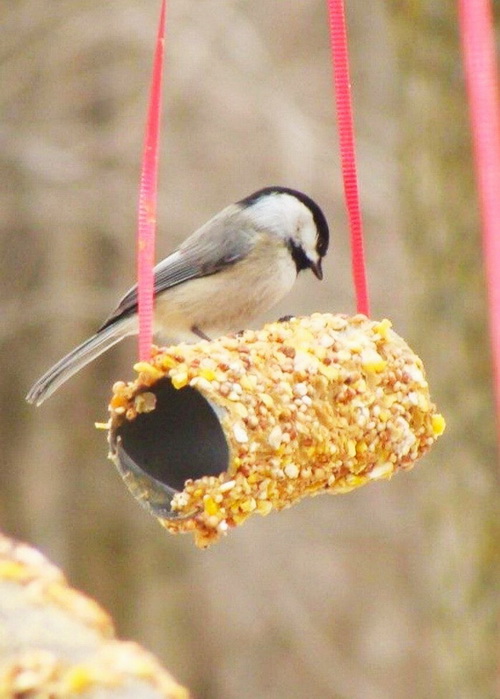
[310,260,323,280]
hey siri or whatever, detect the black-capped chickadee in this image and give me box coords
[27,186,329,405]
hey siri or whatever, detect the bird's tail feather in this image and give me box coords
[26,317,135,406]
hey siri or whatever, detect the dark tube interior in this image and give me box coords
[112,377,230,493]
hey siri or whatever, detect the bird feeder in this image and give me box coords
[106,313,445,548]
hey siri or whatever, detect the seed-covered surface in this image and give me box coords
[108,314,445,548]
[0,534,189,698]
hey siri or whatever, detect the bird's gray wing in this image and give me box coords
[99,205,255,331]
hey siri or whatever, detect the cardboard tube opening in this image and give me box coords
[112,377,230,494]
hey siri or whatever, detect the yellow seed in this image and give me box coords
[318,363,340,380]
[171,371,188,389]
[199,368,216,381]
[347,440,357,458]
[0,561,26,580]
[260,393,274,408]
[346,474,368,488]
[305,481,324,494]
[64,666,94,692]
[332,478,356,493]
[161,355,178,369]
[356,441,368,454]
[240,497,257,512]
[374,318,392,339]
[432,413,446,436]
[240,375,255,390]
[233,511,251,524]
[204,496,219,516]
[133,363,163,382]
[133,361,153,373]
[361,349,387,372]
[256,500,273,515]
[233,402,248,419]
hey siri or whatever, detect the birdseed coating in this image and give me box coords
[108,314,445,548]
[0,534,189,697]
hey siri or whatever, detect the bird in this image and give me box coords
[26,186,329,406]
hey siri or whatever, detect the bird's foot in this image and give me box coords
[191,326,212,341]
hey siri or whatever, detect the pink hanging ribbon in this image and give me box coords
[326,0,370,317]
[459,0,500,424]
[137,0,167,361]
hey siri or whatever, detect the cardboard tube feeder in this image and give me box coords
[107,314,445,548]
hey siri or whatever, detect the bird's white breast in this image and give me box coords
[153,236,296,342]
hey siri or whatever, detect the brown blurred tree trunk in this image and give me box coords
[387,2,499,696]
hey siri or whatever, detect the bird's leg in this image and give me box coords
[191,326,212,341]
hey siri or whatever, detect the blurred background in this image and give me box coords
[1,1,498,697]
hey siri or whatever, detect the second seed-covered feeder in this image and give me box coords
[107,313,445,548]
